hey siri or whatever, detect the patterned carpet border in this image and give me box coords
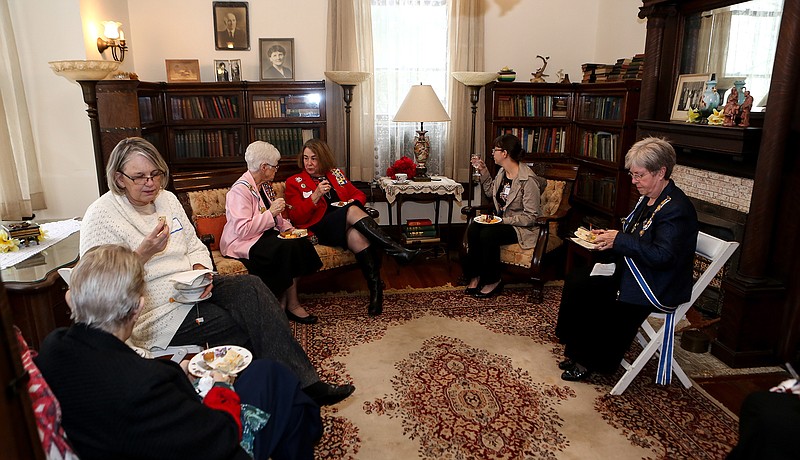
[296,285,739,459]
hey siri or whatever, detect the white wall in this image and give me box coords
[8,0,646,220]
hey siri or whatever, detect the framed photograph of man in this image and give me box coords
[259,38,295,81]
[213,2,250,51]
[165,59,201,83]
[671,73,710,121]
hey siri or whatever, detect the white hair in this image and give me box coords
[244,141,280,172]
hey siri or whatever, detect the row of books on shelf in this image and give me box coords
[500,127,567,154]
[170,95,240,121]
[576,173,617,210]
[401,219,440,244]
[138,97,161,123]
[253,127,318,157]
[579,96,623,120]
[581,53,644,83]
[252,98,286,118]
[284,95,321,118]
[173,129,241,159]
[496,95,569,118]
[578,131,619,162]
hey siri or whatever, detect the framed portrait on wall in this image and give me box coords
[671,73,710,121]
[213,2,250,51]
[259,38,295,81]
[165,59,201,83]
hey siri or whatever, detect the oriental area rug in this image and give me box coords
[294,285,739,459]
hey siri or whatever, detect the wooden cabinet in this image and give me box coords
[91,80,327,189]
[484,80,641,228]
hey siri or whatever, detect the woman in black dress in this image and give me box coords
[220,141,322,324]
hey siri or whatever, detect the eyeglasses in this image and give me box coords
[120,171,164,185]
[264,163,279,171]
[628,170,651,181]
[491,147,504,153]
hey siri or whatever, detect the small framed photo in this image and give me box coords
[213,2,250,51]
[259,38,295,81]
[165,59,201,83]
[229,59,241,82]
[671,73,711,121]
[214,60,231,82]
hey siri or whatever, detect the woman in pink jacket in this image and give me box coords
[220,141,322,324]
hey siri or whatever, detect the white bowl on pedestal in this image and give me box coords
[48,60,120,82]
[452,71,499,86]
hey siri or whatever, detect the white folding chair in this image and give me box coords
[610,232,739,395]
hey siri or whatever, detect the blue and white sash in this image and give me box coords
[623,195,675,385]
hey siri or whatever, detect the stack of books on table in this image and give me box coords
[401,218,440,244]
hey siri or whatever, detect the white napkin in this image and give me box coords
[168,269,214,286]
[590,263,616,277]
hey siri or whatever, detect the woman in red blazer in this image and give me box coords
[285,139,418,316]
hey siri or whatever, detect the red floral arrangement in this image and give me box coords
[386,156,417,179]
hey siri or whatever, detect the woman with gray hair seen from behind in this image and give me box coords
[220,141,322,324]
[35,244,322,460]
[79,137,355,406]
[554,137,698,383]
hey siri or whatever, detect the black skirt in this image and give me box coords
[310,201,363,248]
[242,229,322,296]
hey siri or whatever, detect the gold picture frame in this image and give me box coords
[671,73,711,121]
[165,59,201,83]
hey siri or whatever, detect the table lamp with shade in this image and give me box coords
[324,71,372,178]
[393,84,451,181]
[451,71,498,206]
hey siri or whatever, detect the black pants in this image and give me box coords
[727,391,800,460]
[462,222,518,285]
[555,264,655,373]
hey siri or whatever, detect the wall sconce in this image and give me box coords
[97,21,127,62]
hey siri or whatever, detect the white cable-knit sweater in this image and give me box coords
[80,191,213,350]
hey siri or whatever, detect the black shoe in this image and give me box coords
[558,358,575,370]
[561,366,592,382]
[286,309,318,325]
[356,248,384,316]
[464,286,480,296]
[303,381,356,406]
[352,217,419,265]
[474,281,504,298]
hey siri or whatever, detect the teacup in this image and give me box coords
[395,173,408,183]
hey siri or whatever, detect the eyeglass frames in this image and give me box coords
[120,171,164,185]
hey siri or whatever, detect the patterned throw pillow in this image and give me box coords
[14,327,80,460]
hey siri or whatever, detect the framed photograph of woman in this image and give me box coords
[214,60,231,82]
[213,2,250,51]
[229,59,242,81]
[259,38,294,80]
[671,73,710,121]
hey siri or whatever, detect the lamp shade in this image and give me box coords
[325,71,371,85]
[393,84,451,122]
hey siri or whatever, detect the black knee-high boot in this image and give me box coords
[355,247,383,316]
[352,217,419,265]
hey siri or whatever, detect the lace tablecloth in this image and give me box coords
[378,176,464,204]
[0,219,82,269]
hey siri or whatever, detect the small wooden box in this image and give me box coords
[2,222,41,247]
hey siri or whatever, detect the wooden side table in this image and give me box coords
[378,176,464,245]
[1,232,79,349]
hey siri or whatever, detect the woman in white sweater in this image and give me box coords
[80,137,354,406]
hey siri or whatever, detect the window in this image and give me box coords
[371,0,449,178]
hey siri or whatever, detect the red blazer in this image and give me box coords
[285,169,366,228]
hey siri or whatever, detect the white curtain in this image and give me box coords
[371,0,449,179]
[446,0,485,182]
[0,0,45,220]
[327,0,375,182]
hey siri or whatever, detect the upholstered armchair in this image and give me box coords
[460,163,579,302]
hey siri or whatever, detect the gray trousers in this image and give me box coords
[171,274,319,387]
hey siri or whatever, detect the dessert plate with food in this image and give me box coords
[330,201,349,207]
[474,215,501,224]
[571,226,600,250]
[188,345,253,377]
[278,228,308,240]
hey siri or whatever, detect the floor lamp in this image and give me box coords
[452,72,499,206]
[325,71,371,178]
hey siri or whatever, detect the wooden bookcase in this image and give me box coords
[91,80,327,193]
[483,80,641,229]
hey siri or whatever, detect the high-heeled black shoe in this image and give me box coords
[286,309,318,325]
[464,286,480,296]
[474,281,504,298]
[558,358,575,370]
[561,365,592,382]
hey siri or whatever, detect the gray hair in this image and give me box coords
[244,141,280,172]
[69,244,145,334]
[106,137,170,195]
[624,137,676,180]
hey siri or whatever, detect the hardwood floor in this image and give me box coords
[299,245,786,417]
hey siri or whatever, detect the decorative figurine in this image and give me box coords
[530,55,549,83]
[739,89,754,127]
[722,86,739,127]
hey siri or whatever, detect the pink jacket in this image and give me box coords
[220,171,293,259]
